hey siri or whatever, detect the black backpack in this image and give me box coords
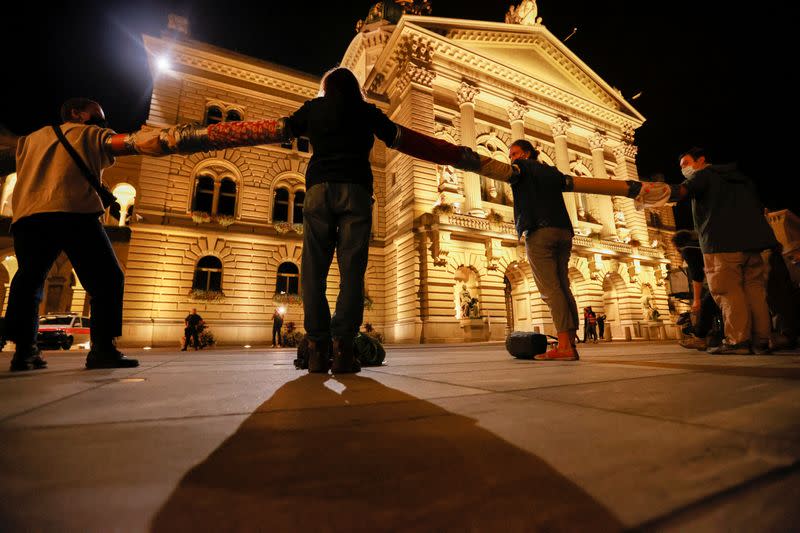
[505,331,550,359]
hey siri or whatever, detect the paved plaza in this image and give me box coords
[1,341,799,532]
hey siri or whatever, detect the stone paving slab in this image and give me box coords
[0,341,798,532]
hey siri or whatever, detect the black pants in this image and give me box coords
[598,322,605,339]
[301,182,372,342]
[586,324,597,341]
[5,213,124,348]
[184,326,200,349]
[272,323,282,346]
[767,249,800,338]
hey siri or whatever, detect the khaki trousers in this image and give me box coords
[525,228,579,332]
[704,251,771,345]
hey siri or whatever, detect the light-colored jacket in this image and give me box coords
[13,123,115,223]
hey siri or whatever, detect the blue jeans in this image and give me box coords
[5,213,125,347]
[301,183,372,342]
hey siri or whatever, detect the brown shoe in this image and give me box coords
[307,339,331,373]
[679,335,707,351]
[331,337,360,374]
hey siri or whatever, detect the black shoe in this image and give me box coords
[707,342,751,355]
[307,339,331,373]
[331,337,360,374]
[9,345,48,372]
[752,342,772,355]
[180,347,187,351]
[86,347,139,369]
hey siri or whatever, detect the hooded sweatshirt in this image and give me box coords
[682,163,776,254]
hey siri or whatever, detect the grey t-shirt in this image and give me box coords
[682,163,776,254]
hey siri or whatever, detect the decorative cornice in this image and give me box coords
[445,30,617,108]
[613,143,638,161]
[507,100,528,123]
[589,132,606,151]
[396,63,435,93]
[457,81,480,106]
[168,49,318,100]
[369,25,644,129]
[550,117,570,138]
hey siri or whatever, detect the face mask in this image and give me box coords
[84,115,108,128]
[681,166,696,179]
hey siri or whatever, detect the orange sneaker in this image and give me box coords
[534,347,580,361]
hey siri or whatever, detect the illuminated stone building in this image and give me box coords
[0,2,678,345]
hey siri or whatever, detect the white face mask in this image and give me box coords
[681,166,697,179]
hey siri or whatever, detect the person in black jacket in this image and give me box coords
[676,147,777,354]
[507,139,579,361]
[283,68,402,374]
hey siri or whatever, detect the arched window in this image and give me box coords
[226,109,242,122]
[111,183,137,227]
[648,211,662,228]
[293,190,305,224]
[1,172,17,217]
[192,175,215,213]
[272,187,290,222]
[205,106,223,125]
[217,178,237,216]
[276,262,299,294]
[193,256,223,292]
[477,135,513,206]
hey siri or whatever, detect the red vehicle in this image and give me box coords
[37,314,91,351]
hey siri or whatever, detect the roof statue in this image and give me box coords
[356,0,432,32]
[505,0,542,26]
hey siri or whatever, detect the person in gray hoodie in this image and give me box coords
[676,147,777,355]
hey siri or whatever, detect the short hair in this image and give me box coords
[680,147,707,162]
[511,139,538,158]
[60,97,96,122]
[672,229,699,249]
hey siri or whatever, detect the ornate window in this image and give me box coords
[293,191,305,224]
[217,178,237,216]
[272,188,290,222]
[270,175,305,226]
[276,262,299,295]
[193,256,223,292]
[204,101,245,126]
[192,175,215,213]
[190,162,240,221]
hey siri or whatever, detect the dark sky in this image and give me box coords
[4,1,791,222]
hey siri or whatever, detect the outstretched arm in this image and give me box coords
[104,119,290,157]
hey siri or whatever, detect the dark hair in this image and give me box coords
[672,229,699,249]
[511,139,538,158]
[320,67,364,102]
[680,147,707,161]
[60,97,96,122]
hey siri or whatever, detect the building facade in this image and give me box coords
[0,2,679,346]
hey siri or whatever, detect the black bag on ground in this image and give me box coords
[354,333,386,366]
[505,331,548,359]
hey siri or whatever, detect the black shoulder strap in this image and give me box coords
[51,124,104,194]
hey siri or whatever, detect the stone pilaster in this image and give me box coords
[589,132,616,239]
[550,118,578,223]
[458,81,483,216]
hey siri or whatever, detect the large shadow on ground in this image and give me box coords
[151,373,622,531]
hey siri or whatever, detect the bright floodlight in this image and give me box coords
[278,307,286,314]
[156,56,171,71]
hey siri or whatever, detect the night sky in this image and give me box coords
[4,1,791,223]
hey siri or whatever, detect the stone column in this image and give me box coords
[589,132,617,239]
[458,81,484,217]
[551,118,578,223]
[210,180,222,216]
[287,190,295,225]
[507,101,527,142]
[613,138,649,244]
